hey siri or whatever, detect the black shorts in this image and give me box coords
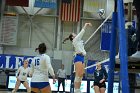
[94,82,106,88]
[20,81,25,84]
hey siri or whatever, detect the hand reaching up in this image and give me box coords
[85,23,92,27]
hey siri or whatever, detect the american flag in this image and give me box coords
[124,3,136,15]
[6,0,29,7]
[60,0,81,22]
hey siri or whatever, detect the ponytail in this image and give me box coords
[63,37,69,44]
[35,48,38,52]
[63,33,74,44]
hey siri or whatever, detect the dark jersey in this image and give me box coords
[94,68,108,83]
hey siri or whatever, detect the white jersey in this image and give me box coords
[57,69,66,78]
[72,28,86,56]
[31,54,55,82]
[17,66,30,81]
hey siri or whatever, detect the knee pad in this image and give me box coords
[74,76,82,82]
[74,89,81,93]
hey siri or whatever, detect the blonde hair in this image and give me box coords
[96,61,101,69]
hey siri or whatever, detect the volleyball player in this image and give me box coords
[12,59,31,93]
[63,23,92,93]
[30,43,56,93]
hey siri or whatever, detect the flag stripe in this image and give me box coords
[72,0,75,22]
[75,0,78,22]
[76,0,79,22]
[68,4,71,21]
[61,3,65,21]
[70,0,74,21]
[77,0,81,22]
[60,0,81,22]
[65,4,68,20]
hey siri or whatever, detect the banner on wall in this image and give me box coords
[0,14,18,45]
[0,54,34,69]
[100,21,112,51]
[100,20,136,51]
[34,0,57,8]
[6,0,29,7]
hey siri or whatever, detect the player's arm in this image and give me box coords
[56,69,60,79]
[46,56,56,83]
[16,67,21,81]
[103,69,108,80]
[57,69,60,75]
[16,67,21,78]
[74,23,92,41]
[28,67,32,77]
[30,62,34,77]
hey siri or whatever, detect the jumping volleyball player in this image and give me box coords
[30,43,56,93]
[12,60,31,93]
[63,23,92,93]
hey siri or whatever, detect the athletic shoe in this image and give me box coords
[131,51,140,59]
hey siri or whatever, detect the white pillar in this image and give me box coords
[56,19,62,50]
[0,46,3,54]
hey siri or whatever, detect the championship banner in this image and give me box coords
[6,0,29,7]
[0,54,34,69]
[100,21,112,51]
[34,0,57,9]
[0,14,18,45]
